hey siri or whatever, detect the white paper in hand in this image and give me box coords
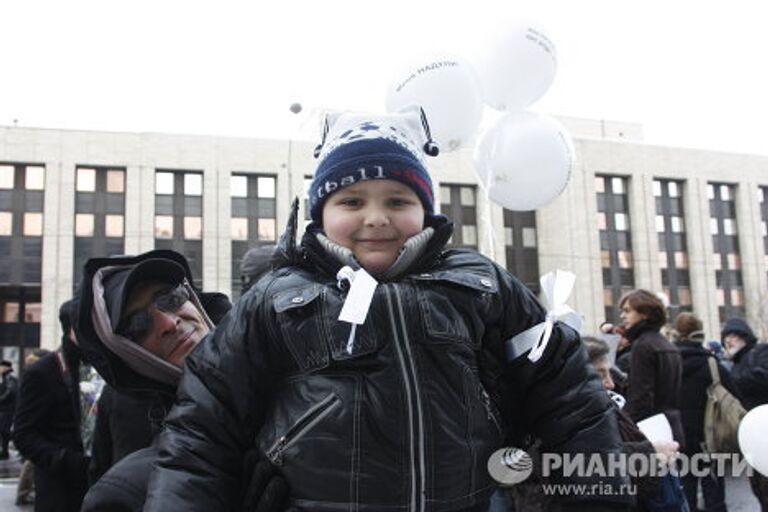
[338,268,378,325]
[636,413,673,443]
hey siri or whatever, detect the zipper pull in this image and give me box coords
[267,436,288,466]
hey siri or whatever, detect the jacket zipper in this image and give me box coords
[266,393,341,466]
[480,387,503,435]
[385,285,426,512]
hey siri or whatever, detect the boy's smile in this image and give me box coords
[322,179,425,274]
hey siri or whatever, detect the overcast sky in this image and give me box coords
[2,0,767,156]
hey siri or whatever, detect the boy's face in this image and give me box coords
[322,179,425,274]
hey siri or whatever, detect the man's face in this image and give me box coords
[321,179,425,274]
[120,281,209,367]
[723,333,747,359]
[619,303,645,330]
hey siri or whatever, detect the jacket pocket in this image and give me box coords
[273,284,330,372]
[265,392,342,466]
[323,287,383,361]
[412,271,498,347]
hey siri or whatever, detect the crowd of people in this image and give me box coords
[1,110,767,512]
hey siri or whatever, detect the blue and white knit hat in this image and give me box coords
[308,109,438,223]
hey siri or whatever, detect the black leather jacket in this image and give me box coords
[145,212,629,512]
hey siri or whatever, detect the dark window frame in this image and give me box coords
[709,182,745,322]
[73,166,126,287]
[154,170,204,287]
[654,179,692,316]
[440,184,478,250]
[230,173,278,299]
[596,174,635,323]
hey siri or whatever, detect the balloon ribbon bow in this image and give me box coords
[506,270,583,363]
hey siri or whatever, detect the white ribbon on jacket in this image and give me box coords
[506,269,583,363]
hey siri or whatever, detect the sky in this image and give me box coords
[2,0,768,156]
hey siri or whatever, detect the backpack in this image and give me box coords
[702,357,746,454]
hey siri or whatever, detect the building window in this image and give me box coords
[75,214,95,237]
[24,166,45,190]
[440,184,478,249]
[155,172,175,194]
[184,216,202,240]
[0,162,44,352]
[504,210,539,294]
[154,216,174,239]
[710,182,744,322]
[154,170,204,287]
[230,173,278,298]
[0,165,14,189]
[596,175,635,323]
[105,214,124,238]
[0,212,11,236]
[73,166,126,287]
[76,168,96,192]
[654,179,692,315]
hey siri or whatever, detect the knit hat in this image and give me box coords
[720,317,757,346]
[307,110,437,223]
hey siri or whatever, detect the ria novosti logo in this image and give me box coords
[487,448,534,485]
[488,448,754,483]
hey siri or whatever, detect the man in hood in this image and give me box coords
[720,317,767,409]
[76,250,285,511]
[720,317,768,509]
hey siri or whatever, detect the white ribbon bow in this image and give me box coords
[508,269,583,363]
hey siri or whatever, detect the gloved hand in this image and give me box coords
[241,448,290,512]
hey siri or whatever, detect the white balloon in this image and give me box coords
[473,110,575,211]
[738,404,768,476]
[473,19,557,111]
[385,57,483,152]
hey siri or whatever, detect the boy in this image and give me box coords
[144,111,630,511]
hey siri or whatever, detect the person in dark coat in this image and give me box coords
[13,299,89,512]
[15,349,51,506]
[77,249,285,512]
[720,317,768,510]
[0,359,18,459]
[675,312,739,512]
[619,290,685,449]
[721,318,768,410]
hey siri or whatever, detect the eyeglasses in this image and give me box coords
[117,284,191,343]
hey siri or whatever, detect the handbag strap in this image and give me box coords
[707,356,720,386]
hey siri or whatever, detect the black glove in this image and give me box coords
[241,448,290,512]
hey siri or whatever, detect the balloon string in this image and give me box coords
[482,135,497,261]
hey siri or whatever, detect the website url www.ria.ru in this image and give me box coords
[541,482,637,497]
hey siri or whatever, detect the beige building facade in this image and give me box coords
[1,119,767,359]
